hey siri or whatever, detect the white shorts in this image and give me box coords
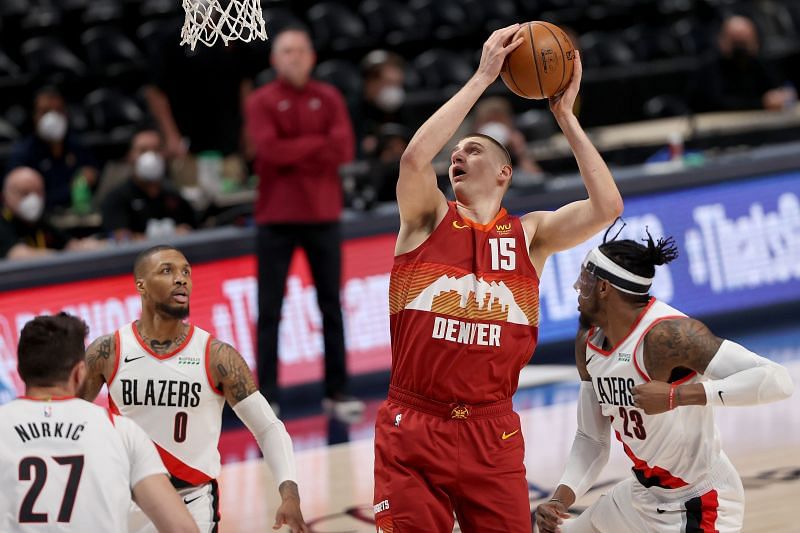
[129,480,220,533]
[561,453,745,533]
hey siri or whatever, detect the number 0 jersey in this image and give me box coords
[585,298,721,489]
[389,202,540,404]
[108,322,225,485]
[0,397,165,532]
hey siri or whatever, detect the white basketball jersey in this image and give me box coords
[0,397,165,532]
[108,322,225,485]
[586,298,721,489]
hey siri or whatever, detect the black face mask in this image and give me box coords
[729,44,753,66]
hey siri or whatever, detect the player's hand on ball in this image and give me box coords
[477,24,524,82]
[632,380,673,414]
[536,500,570,533]
[549,50,582,118]
[273,498,309,533]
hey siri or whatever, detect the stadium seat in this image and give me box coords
[358,0,428,46]
[84,87,145,133]
[307,2,372,53]
[410,0,480,41]
[0,48,22,78]
[21,37,87,83]
[82,0,124,26]
[81,26,146,79]
[411,49,475,92]
[262,6,305,37]
[314,58,362,108]
[139,0,182,19]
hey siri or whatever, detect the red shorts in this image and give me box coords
[373,386,531,532]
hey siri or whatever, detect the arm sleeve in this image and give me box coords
[557,381,611,501]
[703,340,794,406]
[114,415,168,489]
[244,93,328,166]
[232,391,297,485]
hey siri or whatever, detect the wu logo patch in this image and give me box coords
[618,352,631,363]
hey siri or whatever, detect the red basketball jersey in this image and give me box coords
[389,202,540,403]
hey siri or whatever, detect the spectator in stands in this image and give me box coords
[471,97,544,186]
[245,26,364,419]
[691,15,795,112]
[368,122,411,203]
[100,129,197,242]
[359,50,406,157]
[5,87,99,210]
[144,19,264,186]
[0,167,104,260]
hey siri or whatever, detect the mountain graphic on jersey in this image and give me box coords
[405,273,528,324]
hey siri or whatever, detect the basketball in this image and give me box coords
[500,21,576,100]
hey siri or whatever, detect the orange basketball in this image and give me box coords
[500,21,575,100]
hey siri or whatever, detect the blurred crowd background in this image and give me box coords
[0,0,799,258]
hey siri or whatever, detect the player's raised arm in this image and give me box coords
[395,25,524,250]
[632,318,794,414]
[524,52,623,262]
[209,339,309,533]
[80,334,115,401]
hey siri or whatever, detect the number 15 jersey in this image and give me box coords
[108,322,225,485]
[389,202,540,404]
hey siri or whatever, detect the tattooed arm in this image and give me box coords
[80,334,116,401]
[208,339,257,407]
[209,339,308,533]
[633,318,793,413]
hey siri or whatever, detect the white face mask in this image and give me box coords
[375,85,405,113]
[16,193,44,222]
[477,121,511,146]
[135,151,166,182]
[36,111,68,143]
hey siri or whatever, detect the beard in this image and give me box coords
[578,311,595,330]
[156,301,190,319]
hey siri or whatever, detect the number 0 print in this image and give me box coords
[174,411,188,443]
[489,238,516,271]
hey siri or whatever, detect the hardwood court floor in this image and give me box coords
[218,360,800,532]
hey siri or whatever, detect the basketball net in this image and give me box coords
[180,0,267,49]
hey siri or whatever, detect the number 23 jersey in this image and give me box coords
[585,298,720,489]
[108,322,225,485]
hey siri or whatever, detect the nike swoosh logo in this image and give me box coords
[718,391,725,405]
[183,495,202,505]
[501,429,519,440]
[452,220,469,230]
[657,508,665,514]
[123,355,145,363]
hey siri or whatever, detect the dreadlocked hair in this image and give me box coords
[598,225,679,281]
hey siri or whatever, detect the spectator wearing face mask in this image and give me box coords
[471,97,545,186]
[690,14,795,113]
[100,128,197,241]
[359,50,406,157]
[5,87,99,210]
[0,167,105,260]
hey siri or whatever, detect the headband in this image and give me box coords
[582,247,653,295]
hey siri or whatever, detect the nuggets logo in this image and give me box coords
[495,222,512,235]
